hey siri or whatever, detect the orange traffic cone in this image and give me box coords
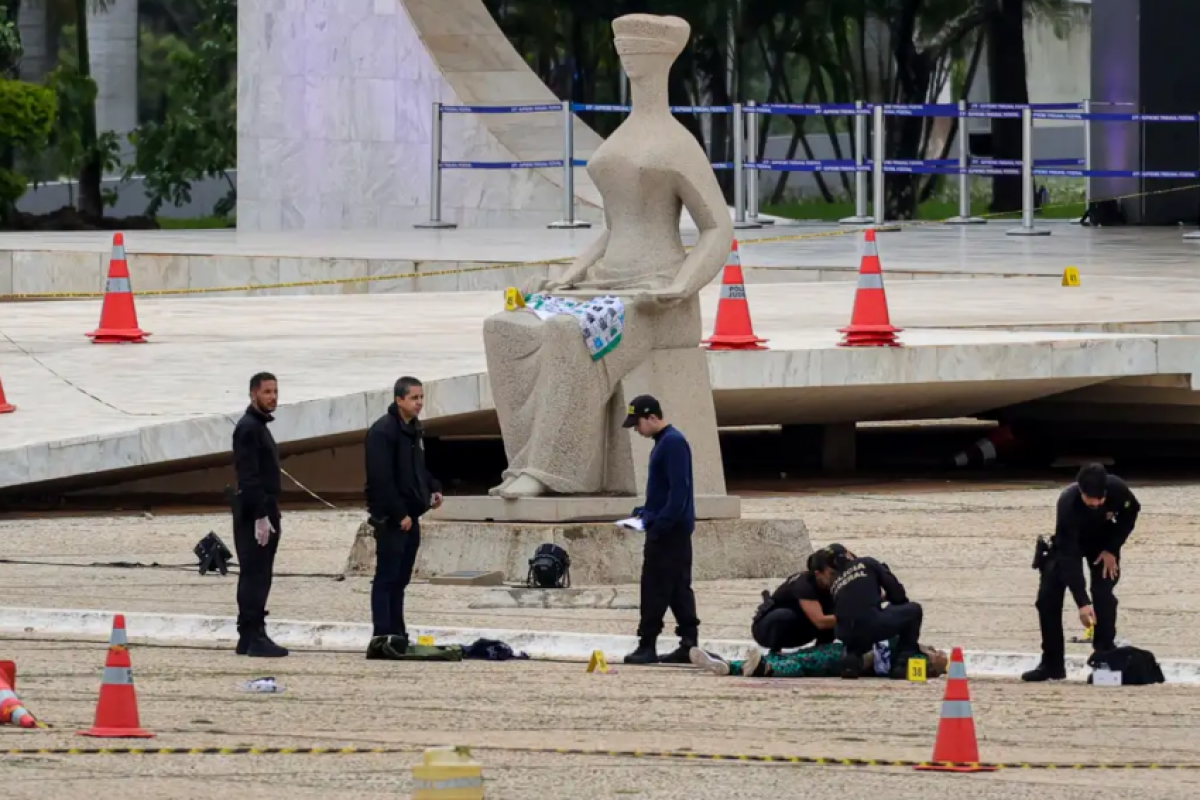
[0,372,14,414]
[838,229,902,347]
[915,647,995,773]
[79,614,154,738]
[0,661,42,729]
[702,240,768,351]
[86,233,149,344]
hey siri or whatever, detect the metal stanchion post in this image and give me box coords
[840,100,872,225]
[733,102,762,230]
[870,104,899,231]
[549,100,592,229]
[414,102,457,229]
[746,101,773,225]
[1187,110,1200,240]
[1007,106,1051,237]
[946,99,984,225]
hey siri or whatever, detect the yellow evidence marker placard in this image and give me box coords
[907,657,928,683]
[1062,266,1081,287]
[417,635,435,646]
[586,650,609,674]
[504,287,526,311]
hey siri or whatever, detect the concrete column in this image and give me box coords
[16,0,50,82]
[780,423,857,474]
[86,0,138,166]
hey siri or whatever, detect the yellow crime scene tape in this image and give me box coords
[2,743,1198,769]
[2,182,1196,302]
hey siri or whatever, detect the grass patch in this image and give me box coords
[156,215,236,230]
[763,199,1087,222]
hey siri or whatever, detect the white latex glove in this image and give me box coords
[254,517,275,546]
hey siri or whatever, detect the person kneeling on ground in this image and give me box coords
[811,545,924,680]
[690,639,948,679]
[748,547,843,652]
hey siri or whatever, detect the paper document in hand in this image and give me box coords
[615,517,644,531]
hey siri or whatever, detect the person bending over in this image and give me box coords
[749,550,841,652]
[811,546,924,680]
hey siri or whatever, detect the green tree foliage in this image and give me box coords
[126,0,236,218]
[0,78,58,223]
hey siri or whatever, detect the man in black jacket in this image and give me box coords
[811,545,923,680]
[364,376,443,660]
[231,372,288,658]
[1023,463,1141,682]
[620,395,700,666]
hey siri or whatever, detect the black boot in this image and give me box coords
[839,652,862,680]
[1021,663,1066,682]
[236,630,252,656]
[623,640,659,665]
[659,639,698,664]
[246,629,289,658]
[366,634,409,661]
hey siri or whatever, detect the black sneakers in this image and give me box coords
[658,641,698,665]
[1021,664,1067,682]
[623,641,659,665]
[366,634,409,661]
[244,632,289,658]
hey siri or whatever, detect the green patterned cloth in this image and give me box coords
[731,643,846,678]
[523,293,625,361]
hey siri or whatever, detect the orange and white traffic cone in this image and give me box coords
[702,240,768,351]
[838,229,902,347]
[0,371,14,414]
[914,647,995,773]
[0,661,43,729]
[79,614,154,738]
[86,233,150,344]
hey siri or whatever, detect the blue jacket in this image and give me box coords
[642,425,695,537]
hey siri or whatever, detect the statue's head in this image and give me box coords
[612,14,690,79]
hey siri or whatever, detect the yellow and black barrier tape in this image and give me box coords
[3,182,1197,301]
[3,744,1200,769]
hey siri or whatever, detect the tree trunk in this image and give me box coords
[75,0,103,219]
[887,1,933,220]
[986,0,1028,213]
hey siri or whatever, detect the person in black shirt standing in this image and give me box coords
[620,395,700,666]
[231,372,287,658]
[364,376,443,660]
[1023,463,1141,682]
[811,546,923,680]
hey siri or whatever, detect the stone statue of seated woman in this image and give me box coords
[482,13,734,499]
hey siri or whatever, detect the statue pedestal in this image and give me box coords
[428,495,740,523]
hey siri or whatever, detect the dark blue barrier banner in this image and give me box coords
[440,160,564,170]
[442,104,561,114]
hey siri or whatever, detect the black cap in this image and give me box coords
[622,394,663,428]
[806,543,850,572]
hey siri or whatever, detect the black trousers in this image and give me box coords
[837,603,924,659]
[637,533,700,644]
[371,517,422,638]
[1036,553,1120,667]
[232,504,281,634]
[752,607,832,651]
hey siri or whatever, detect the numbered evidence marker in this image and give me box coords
[586,650,610,674]
[417,635,435,647]
[504,287,526,311]
[907,657,927,683]
[1062,266,1081,287]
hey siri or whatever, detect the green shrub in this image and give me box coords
[0,78,57,222]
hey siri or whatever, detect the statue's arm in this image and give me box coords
[550,229,609,290]
[666,160,735,299]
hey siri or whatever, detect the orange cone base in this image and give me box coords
[702,334,769,351]
[0,403,13,414]
[86,328,150,344]
[78,726,155,738]
[914,763,998,773]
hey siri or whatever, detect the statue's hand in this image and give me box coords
[522,276,553,296]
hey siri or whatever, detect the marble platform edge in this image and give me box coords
[4,334,1200,490]
[428,495,741,522]
[3,606,1196,684]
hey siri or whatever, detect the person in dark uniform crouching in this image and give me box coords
[621,395,701,665]
[1023,462,1140,682]
[364,376,444,660]
[810,545,923,679]
[749,548,841,652]
[231,372,288,658]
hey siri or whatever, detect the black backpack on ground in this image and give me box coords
[1086,646,1166,685]
[526,543,571,589]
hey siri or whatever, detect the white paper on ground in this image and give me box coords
[615,517,644,531]
[1092,668,1122,687]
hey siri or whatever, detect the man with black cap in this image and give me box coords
[620,395,700,665]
